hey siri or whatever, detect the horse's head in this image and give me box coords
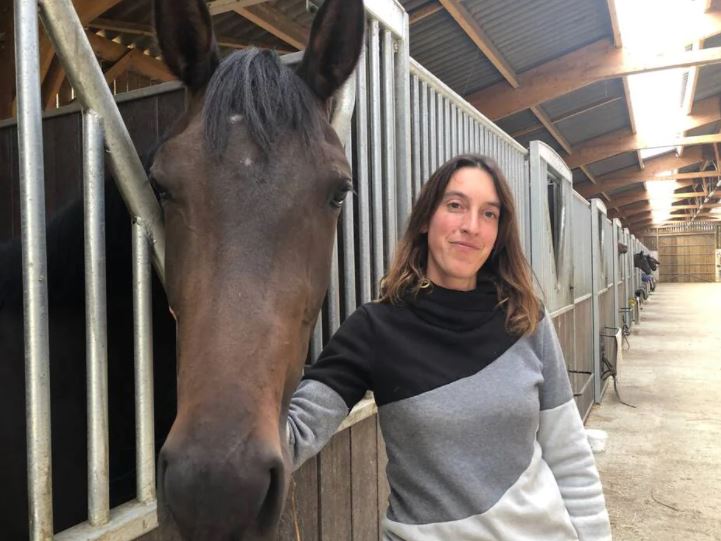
[149,0,364,538]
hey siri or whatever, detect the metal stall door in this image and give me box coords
[528,141,578,407]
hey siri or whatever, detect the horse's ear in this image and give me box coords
[297,0,365,103]
[153,0,219,92]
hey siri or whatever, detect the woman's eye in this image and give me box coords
[483,210,498,220]
[331,182,352,208]
[447,201,463,211]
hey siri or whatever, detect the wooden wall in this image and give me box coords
[642,231,719,283]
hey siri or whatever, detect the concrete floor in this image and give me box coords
[587,283,721,541]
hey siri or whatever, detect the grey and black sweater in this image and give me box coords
[287,276,612,540]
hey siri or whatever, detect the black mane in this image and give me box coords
[202,48,323,157]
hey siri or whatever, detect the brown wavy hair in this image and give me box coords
[378,154,541,336]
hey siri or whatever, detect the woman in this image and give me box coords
[287,154,612,540]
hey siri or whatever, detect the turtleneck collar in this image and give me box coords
[406,271,503,332]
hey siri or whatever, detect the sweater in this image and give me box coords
[287,277,612,541]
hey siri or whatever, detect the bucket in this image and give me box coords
[585,428,608,453]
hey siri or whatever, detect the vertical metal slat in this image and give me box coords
[355,44,373,304]
[132,223,155,504]
[15,0,54,537]
[369,19,384,294]
[382,27,397,259]
[83,111,110,526]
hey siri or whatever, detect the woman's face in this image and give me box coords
[424,166,500,291]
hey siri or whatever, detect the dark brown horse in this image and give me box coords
[152,0,363,538]
[0,0,364,539]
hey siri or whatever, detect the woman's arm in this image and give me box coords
[287,306,374,470]
[536,315,612,541]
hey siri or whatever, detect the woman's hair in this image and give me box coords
[378,153,541,336]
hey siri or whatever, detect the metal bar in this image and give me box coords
[420,81,430,183]
[55,500,158,541]
[429,88,437,172]
[411,74,421,201]
[39,0,165,284]
[355,45,373,304]
[450,104,457,157]
[310,314,323,361]
[342,138,357,317]
[15,0,54,537]
[369,19,384,294]
[394,12,412,237]
[132,222,155,503]
[328,235,341,333]
[83,111,110,526]
[444,98,451,163]
[382,27,397,257]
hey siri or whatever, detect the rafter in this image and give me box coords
[41,57,66,109]
[467,39,721,121]
[87,18,288,52]
[438,0,519,88]
[233,4,308,50]
[208,0,269,16]
[577,147,706,198]
[409,1,444,24]
[86,32,174,82]
[566,94,721,168]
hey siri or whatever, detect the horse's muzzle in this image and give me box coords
[158,434,286,540]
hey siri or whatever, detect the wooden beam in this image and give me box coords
[233,4,308,50]
[438,0,519,88]
[87,17,290,52]
[577,147,706,198]
[410,2,444,25]
[103,49,134,83]
[467,41,721,121]
[86,33,174,81]
[208,0,268,16]
[41,57,66,109]
[567,131,721,169]
[531,105,573,154]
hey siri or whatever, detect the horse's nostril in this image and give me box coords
[159,440,286,539]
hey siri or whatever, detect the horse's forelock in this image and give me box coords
[202,48,323,158]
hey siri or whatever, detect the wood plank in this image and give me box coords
[468,41,721,120]
[234,4,308,50]
[277,456,319,541]
[319,430,352,541]
[438,0,519,88]
[376,417,389,541]
[531,105,572,154]
[350,416,379,541]
[208,0,269,16]
[103,50,135,84]
[409,2,443,25]
[87,33,175,82]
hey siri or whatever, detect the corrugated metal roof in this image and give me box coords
[459,0,612,73]
[408,10,503,95]
[554,97,630,145]
[587,152,638,177]
[495,109,540,136]
[541,79,625,120]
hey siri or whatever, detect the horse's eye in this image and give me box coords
[330,181,353,209]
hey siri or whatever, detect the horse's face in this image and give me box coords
[150,1,364,539]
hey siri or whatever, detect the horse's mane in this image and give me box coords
[202,48,323,157]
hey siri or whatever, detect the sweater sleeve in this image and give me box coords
[536,314,613,541]
[286,306,374,470]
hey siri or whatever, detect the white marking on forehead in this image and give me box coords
[243,157,253,167]
[229,114,244,123]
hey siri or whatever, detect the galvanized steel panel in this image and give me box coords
[554,98,630,146]
[541,79,625,119]
[587,152,639,177]
[572,193,592,299]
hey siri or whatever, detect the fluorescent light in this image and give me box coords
[615,0,706,160]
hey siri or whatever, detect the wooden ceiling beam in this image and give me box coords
[438,0,519,88]
[568,133,721,170]
[41,57,66,109]
[467,39,721,121]
[86,32,174,82]
[208,0,269,16]
[233,4,308,50]
[409,2,444,25]
[577,147,706,198]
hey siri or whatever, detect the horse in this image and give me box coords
[0,0,365,538]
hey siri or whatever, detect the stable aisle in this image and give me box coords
[587,283,721,541]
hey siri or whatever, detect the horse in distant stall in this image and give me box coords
[634,251,657,296]
[0,0,365,539]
